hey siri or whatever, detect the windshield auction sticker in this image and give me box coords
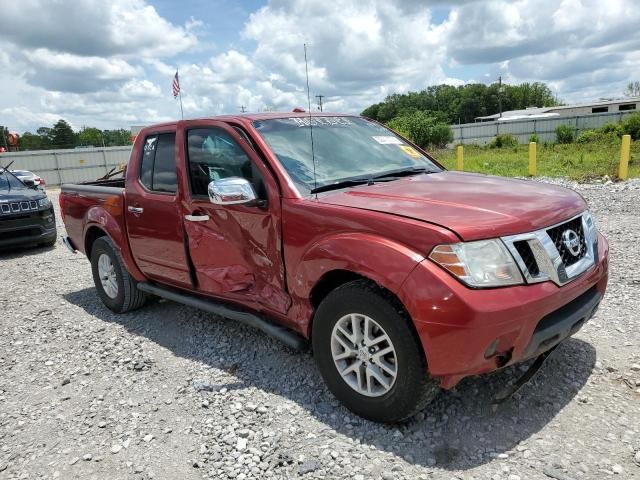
[372,136,403,145]
[288,117,354,127]
[398,145,421,158]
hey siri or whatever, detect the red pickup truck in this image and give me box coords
[60,113,609,422]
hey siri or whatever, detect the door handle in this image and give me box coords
[185,214,210,222]
[127,206,144,214]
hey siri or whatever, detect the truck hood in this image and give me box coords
[319,171,587,240]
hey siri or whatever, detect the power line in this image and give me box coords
[315,95,325,112]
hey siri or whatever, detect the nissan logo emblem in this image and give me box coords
[561,229,581,256]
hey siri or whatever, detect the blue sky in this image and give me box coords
[0,0,638,131]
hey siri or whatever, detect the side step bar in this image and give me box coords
[137,282,308,352]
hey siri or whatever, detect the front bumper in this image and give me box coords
[0,206,57,249]
[399,232,609,389]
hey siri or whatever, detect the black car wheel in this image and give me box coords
[312,280,440,423]
[90,236,146,313]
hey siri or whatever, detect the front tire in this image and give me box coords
[312,280,439,423]
[90,236,146,313]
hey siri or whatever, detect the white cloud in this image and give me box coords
[0,0,197,58]
[1,0,640,133]
[443,0,640,100]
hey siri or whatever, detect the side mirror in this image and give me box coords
[208,177,258,205]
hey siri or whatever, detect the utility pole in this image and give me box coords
[498,76,503,118]
[239,105,247,113]
[315,95,325,112]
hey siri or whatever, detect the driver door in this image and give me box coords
[181,122,291,315]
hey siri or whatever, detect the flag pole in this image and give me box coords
[178,89,184,120]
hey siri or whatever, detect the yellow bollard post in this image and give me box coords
[456,145,464,171]
[619,134,631,180]
[528,142,537,176]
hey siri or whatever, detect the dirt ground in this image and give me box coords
[1,180,639,480]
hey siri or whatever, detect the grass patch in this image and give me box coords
[431,142,640,181]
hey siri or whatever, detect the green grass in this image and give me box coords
[431,141,640,181]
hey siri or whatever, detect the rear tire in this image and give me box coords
[90,236,146,313]
[312,280,439,423]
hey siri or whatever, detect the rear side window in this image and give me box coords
[139,133,177,193]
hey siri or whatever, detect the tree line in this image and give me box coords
[360,81,559,149]
[362,82,560,125]
[1,119,132,151]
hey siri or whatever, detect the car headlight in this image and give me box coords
[429,239,524,288]
[38,197,51,208]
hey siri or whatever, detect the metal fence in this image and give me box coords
[0,146,131,186]
[451,111,637,145]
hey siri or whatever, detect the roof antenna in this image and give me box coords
[304,43,318,196]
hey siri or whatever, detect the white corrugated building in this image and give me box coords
[475,97,640,122]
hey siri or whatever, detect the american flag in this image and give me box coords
[172,71,181,98]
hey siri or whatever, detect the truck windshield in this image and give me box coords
[0,170,27,192]
[253,116,441,193]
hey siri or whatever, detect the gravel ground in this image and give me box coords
[1,180,639,480]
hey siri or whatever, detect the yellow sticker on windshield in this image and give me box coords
[398,145,420,158]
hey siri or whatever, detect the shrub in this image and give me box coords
[622,112,640,140]
[529,133,539,143]
[488,134,518,148]
[555,124,574,144]
[429,123,454,148]
[576,124,625,145]
[387,111,453,148]
[576,129,599,144]
[598,122,623,137]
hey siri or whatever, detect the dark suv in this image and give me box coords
[0,168,56,250]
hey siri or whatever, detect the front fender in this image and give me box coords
[288,233,425,333]
[84,204,145,282]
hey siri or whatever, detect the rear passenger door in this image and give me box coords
[126,131,191,288]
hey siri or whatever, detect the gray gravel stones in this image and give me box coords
[1,181,639,479]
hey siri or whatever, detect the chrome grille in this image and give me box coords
[502,212,598,287]
[513,240,540,276]
[546,217,587,266]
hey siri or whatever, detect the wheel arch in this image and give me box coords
[307,270,428,368]
[83,221,145,282]
[84,225,108,258]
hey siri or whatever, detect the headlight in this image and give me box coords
[38,197,51,208]
[583,210,597,239]
[429,239,524,288]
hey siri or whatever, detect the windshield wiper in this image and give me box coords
[370,167,432,181]
[310,177,374,194]
[309,167,434,194]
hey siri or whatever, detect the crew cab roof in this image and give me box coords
[139,112,357,131]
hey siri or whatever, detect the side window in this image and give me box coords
[187,128,265,197]
[138,133,177,193]
[139,136,156,190]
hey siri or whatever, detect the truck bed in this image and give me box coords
[60,179,126,255]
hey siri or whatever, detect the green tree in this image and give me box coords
[0,125,8,150]
[362,81,559,125]
[388,111,453,148]
[19,132,46,150]
[49,119,76,149]
[103,129,133,146]
[77,127,105,147]
[625,81,640,97]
